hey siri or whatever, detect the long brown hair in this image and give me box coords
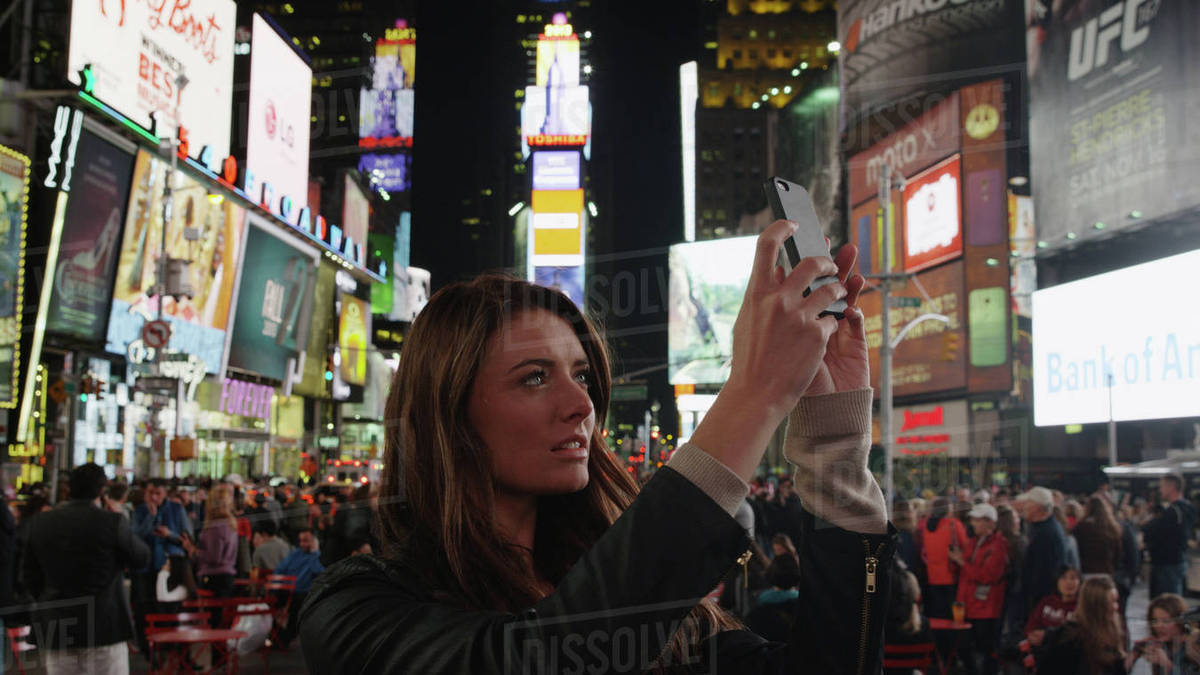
[1072,576,1125,672]
[1081,496,1121,541]
[204,483,236,530]
[376,276,738,650]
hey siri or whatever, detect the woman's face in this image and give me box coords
[1152,607,1181,640]
[772,542,787,557]
[468,309,596,499]
[1058,570,1080,599]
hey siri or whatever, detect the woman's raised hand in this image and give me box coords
[688,220,849,482]
[725,219,847,417]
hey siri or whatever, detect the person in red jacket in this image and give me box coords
[949,503,1009,675]
[923,497,969,618]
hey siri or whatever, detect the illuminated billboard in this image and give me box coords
[536,36,580,87]
[522,86,590,147]
[358,153,410,193]
[668,236,758,385]
[47,129,135,342]
[338,294,370,387]
[530,189,584,266]
[225,214,317,381]
[67,0,236,158]
[108,152,245,373]
[903,155,962,273]
[0,144,30,408]
[359,33,415,149]
[342,174,369,254]
[246,13,312,214]
[535,266,583,309]
[1032,249,1200,426]
[532,151,581,191]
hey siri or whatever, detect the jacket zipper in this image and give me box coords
[855,539,887,675]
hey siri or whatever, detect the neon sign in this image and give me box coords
[44,106,84,192]
[526,134,587,147]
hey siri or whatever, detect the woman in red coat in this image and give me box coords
[949,503,1009,675]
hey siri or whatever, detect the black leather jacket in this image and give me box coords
[300,467,894,674]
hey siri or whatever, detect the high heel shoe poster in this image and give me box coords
[44,129,136,342]
[105,150,245,373]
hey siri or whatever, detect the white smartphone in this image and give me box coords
[763,177,846,318]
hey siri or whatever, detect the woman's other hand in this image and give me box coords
[802,244,868,397]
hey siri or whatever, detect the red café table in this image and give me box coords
[147,628,248,674]
[929,618,973,673]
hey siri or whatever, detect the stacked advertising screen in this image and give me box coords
[225,215,318,382]
[902,155,962,273]
[67,0,237,159]
[332,275,371,402]
[359,22,415,151]
[668,236,758,385]
[357,153,410,193]
[246,13,313,217]
[342,174,370,258]
[46,129,135,342]
[107,151,245,373]
[1032,249,1200,426]
[0,144,30,408]
[526,15,587,309]
[292,262,336,399]
[1028,1,1200,244]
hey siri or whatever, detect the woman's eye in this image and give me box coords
[574,370,592,385]
[522,370,547,386]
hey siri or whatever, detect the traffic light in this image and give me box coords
[941,332,960,361]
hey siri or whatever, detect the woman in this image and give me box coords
[997,504,1029,644]
[922,496,968,620]
[1074,496,1123,576]
[1036,576,1126,675]
[1026,566,1081,647]
[770,533,798,564]
[183,483,238,599]
[893,500,922,578]
[300,223,894,673]
[1056,504,1083,570]
[1127,594,1200,674]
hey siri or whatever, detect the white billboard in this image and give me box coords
[1032,248,1200,426]
[246,13,311,214]
[522,86,590,143]
[68,0,236,159]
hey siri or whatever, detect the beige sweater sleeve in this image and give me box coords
[785,388,888,534]
[665,442,750,518]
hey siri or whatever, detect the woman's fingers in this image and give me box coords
[781,255,840,300]
[845,273,865,309]
[834,244,858,283]
[751,220,799,291]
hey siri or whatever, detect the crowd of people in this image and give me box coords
[723,474,1200,675]
[0,466,380,674]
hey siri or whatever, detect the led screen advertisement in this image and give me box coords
[46,129,135,342]
[1028,1,1200,244]
[292,262,335,399]
[0,145,29,408]
[523,86,590,146]
[369,231,394,315]
[67,0,236,158]
[1032,248,1200,427]
[360,37,415,148]
[246,13,312,214]
[536,35,580,87]
[902,155,962,273]
[532,151,581,191]
[108,151,245,373]
[668,236,758,385]
[342,174,369,251]
[358,153,410,193]
[225,215,317,381]
[534,266,584,309]
[338,294,370,387]
[837,0,1022,120]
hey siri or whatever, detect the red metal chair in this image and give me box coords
[883,641,944,675]
[6,625,35,675]
[145,612,211,674]
[263,575,297,649]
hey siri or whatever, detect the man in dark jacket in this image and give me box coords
[1143,473,1197,598]
[1016,487,1066,612]
[23,463,150,674]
